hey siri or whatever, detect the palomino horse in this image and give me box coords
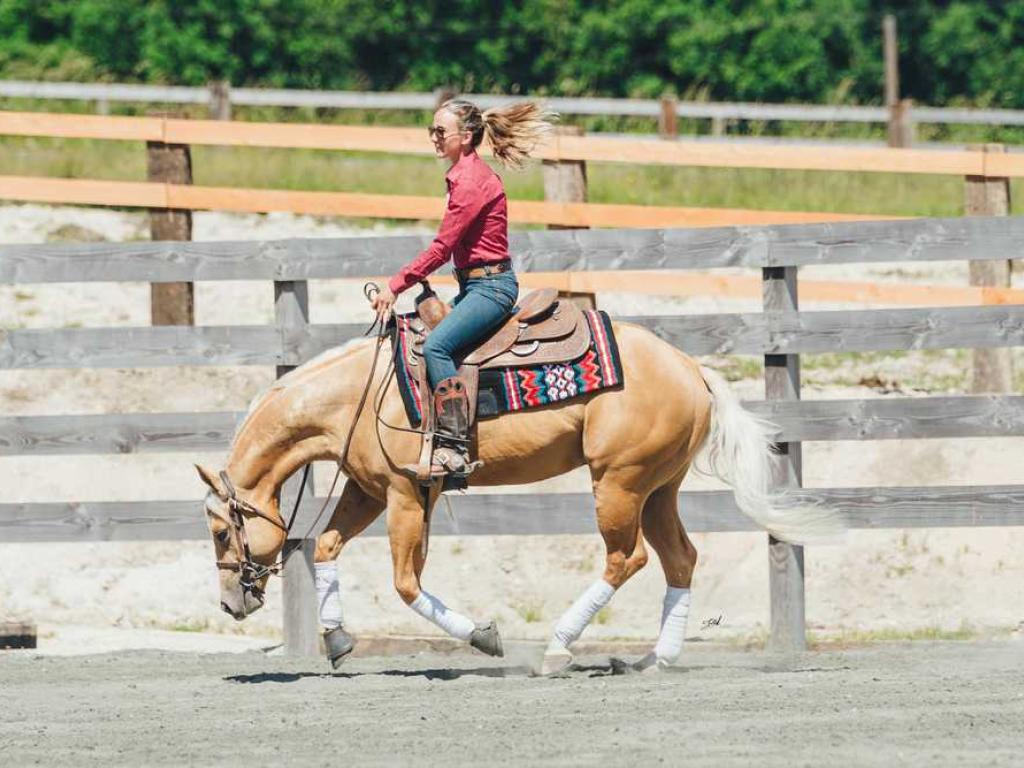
[197,320,841,674]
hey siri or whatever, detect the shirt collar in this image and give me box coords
[445,150,478,183]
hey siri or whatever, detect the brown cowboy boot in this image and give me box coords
[400,375,482,484]
[430,375,476,476]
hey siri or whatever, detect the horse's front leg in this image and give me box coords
[313,477,384,668]
[387,483,503,658]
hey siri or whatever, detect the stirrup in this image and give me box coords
[399,441,482,486]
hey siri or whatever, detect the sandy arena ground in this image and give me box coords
[1,204,1023,653]
[1,640,1022,767]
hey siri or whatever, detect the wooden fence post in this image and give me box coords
[882,13,908,148]
[146,126,194,326]
[763,266,806,653]
[275,279,321,656]
[543,125,595,309]
[890,98,915,148]
[208,81,232,121]
[966,144,1013,393]
[659,95,678,140]
[0,621,36,649]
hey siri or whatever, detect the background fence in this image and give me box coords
[0,109,1020,232]
[0,109,931,229]
[5,79,1024,138]
[2,215,1023,654]
[0,107,1017,389]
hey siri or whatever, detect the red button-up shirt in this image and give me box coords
[388,151,510,295]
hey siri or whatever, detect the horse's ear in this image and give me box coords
[195,464,227,499]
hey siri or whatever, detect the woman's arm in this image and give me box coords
[387,179,490,296]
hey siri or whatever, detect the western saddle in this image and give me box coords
[399,280,593,488]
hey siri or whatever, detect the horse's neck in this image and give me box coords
[224,340,371,500]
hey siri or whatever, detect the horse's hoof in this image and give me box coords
[540,647,573,676]
[324,626,356,669]
[469,620,504,658]
[633,651,658,673]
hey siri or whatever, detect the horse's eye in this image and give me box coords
[215,529,231,546]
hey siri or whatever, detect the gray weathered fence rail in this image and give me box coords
[2,215,1023,654]
[4,79,1024,131]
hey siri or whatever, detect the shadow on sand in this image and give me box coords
[226,665,535,684]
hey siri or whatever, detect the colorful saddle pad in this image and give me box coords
[392,309,624,428]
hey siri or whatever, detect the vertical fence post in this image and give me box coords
[0,621,36,650]
[659,94,678,140]
[890,98,915,148]
[763,266,806,653]
[965,143,1013,393]
[543,125,595,309]
[882,16,915,146]
[208,80,232,121]
[275,279,320,656]
[710,116,727,137]
[146,122,194,326]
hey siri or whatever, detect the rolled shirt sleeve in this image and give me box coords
[388,179,489,296]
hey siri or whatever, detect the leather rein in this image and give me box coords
[208,283,389,589]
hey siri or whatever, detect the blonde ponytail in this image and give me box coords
[481,102,557,169]
[442,99,557,170]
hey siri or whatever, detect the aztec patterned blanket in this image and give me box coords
[392,308,624,427]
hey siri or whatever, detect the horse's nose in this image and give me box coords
[220,601,232,615]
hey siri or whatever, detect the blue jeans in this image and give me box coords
[422,271,519,389]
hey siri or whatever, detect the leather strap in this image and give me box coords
[455,259,512,280]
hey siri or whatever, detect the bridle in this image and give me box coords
[209,470,290,592]
[206,283,390,594]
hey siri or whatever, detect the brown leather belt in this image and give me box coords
[455,259,513,281]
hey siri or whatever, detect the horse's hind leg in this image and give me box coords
[386,484,503,657]
[542,470,650,674]
[640,471,699,668]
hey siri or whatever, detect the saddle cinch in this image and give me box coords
[401,280,594,485]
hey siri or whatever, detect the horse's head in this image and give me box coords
[195,464,287,620]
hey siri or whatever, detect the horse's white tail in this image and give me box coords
[695,365,846,545]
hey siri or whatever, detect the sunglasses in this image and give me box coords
[427,125,463,141]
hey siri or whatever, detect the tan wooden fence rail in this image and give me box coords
[0,110,938,229]
[0,110,1020,228]
[2,216,1023,655]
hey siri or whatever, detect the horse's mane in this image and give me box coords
[234,337,370,440]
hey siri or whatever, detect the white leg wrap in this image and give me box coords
[548,579,616,652]
[314,561,344,630]
[410,590,475,641]
[654,586,691,666]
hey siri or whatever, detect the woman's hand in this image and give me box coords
[370,285,396,323]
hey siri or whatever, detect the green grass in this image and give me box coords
[512,600,545,624]
[168,619,212,633]
[707,348,1024,395]
[727,621,1005,651]
[805,623,987,650]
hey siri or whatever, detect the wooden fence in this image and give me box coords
[0,109,1016,384]
[2,215,1023,654]
[4,79,1024,133]
[0,109,930,231]
[1,112,1021,224]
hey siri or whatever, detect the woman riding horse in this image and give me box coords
[197,105,843,675]
[370,99,553,479]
